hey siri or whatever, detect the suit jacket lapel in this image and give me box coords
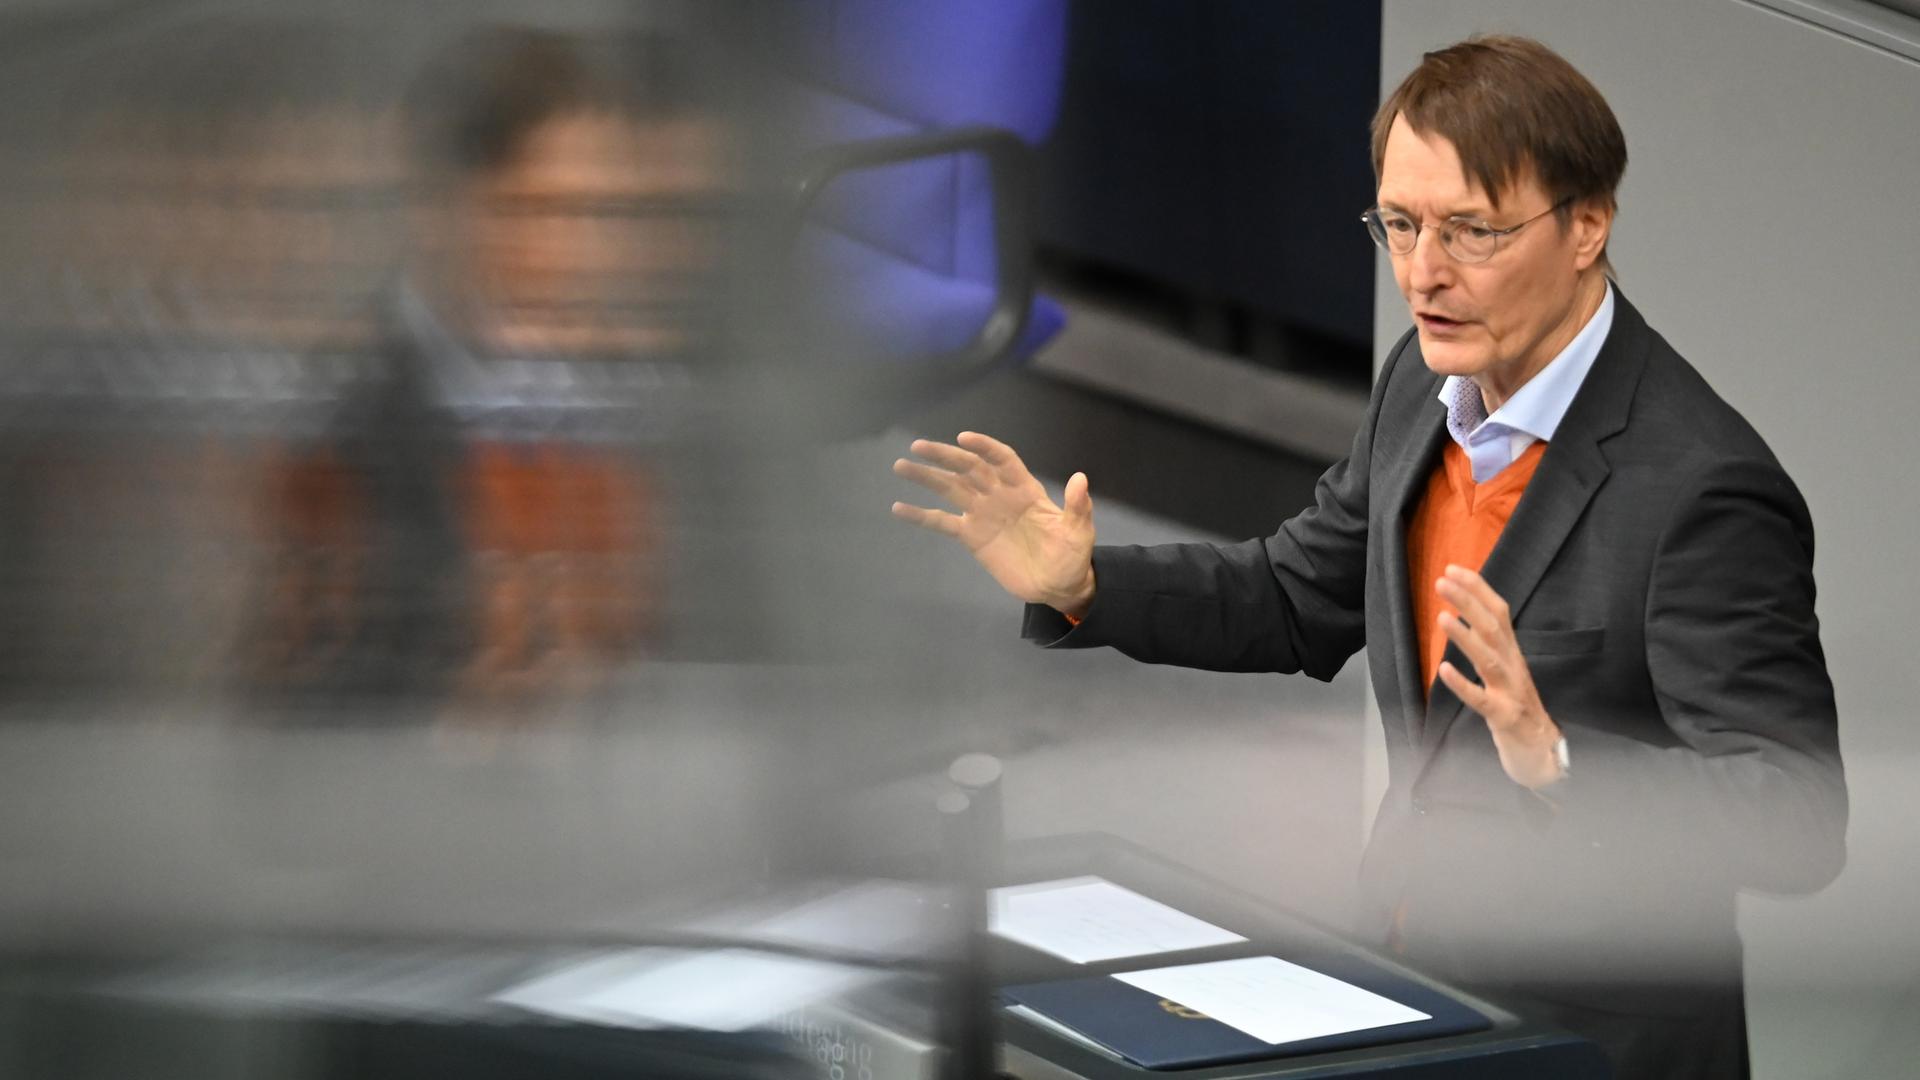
[1416,290,1653,763]
[1379,381,1451,743]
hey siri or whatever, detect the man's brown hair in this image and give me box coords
[1371,35,1627,271]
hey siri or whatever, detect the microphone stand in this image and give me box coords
[937,752,1004,1080]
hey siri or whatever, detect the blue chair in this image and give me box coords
[784,0,1069,391]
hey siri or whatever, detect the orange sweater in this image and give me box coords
[1405,440,1548,698]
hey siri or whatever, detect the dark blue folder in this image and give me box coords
[1002,956,1490,1071]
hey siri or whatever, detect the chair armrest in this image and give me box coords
[792,125,1035,382]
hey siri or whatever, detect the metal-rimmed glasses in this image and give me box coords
[1360,198,1570,263]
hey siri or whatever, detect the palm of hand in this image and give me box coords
[963,483,1090,602]
[891,432,1095,610]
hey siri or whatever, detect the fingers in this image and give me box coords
[898,433,1074,518]
[1438,609,1504,686]
[1063,470,1092,521]
[956,430,1018,467]
[1436,660,1487,711]
[906,439,994,493]
[1434,567,1511,677]
[957,430,1036,486]
[891,457,974,508]
[1437,566,1510,642]
[889,500,963,538]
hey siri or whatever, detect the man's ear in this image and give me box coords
[1570,197,1614,272]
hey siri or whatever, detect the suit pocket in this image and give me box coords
[1514,626,1605,656]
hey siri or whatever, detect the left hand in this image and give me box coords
[1434,564,1566,790]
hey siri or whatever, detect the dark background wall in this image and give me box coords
[1035,1,1381,370]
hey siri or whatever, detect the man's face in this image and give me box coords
[1376,113,1607,399]
[453,110,728,354]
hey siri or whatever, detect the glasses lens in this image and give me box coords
[1362,211,1387,250]
[1366,209,1415,254]
[1444,220,1500,263]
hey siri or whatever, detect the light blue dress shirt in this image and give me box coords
[1438,284,1615,483]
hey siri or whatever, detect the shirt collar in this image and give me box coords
[1437,282,1615,445]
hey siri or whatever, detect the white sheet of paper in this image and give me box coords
[988,876,1247,963]
[1114,956,1430,1046]
[496,883,929,1031]
[494,948,879,1032]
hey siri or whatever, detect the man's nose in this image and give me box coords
[1406,225,1453,294]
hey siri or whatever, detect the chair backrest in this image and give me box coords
[794,0,1067,142]
[787,0,1068,283]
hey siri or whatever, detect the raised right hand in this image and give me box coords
[891,431,1097,618]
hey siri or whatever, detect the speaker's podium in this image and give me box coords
[990,834,1609,1080]
[0,830,1609,1080]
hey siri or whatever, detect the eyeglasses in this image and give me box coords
[1360,198,1570,264]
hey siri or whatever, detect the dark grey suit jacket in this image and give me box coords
[1025,291,1846,1016]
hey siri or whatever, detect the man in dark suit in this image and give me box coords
[892,35,1845,1080]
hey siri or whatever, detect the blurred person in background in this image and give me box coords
[894,34,1845,1080]
[0,16,395,702]
[255,26,736,726]
[0,17,858,1066]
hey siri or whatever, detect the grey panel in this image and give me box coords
[1744,0,1920,62]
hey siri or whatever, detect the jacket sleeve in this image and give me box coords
[1019,329,1418,683]
[1546,452,1848,894]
